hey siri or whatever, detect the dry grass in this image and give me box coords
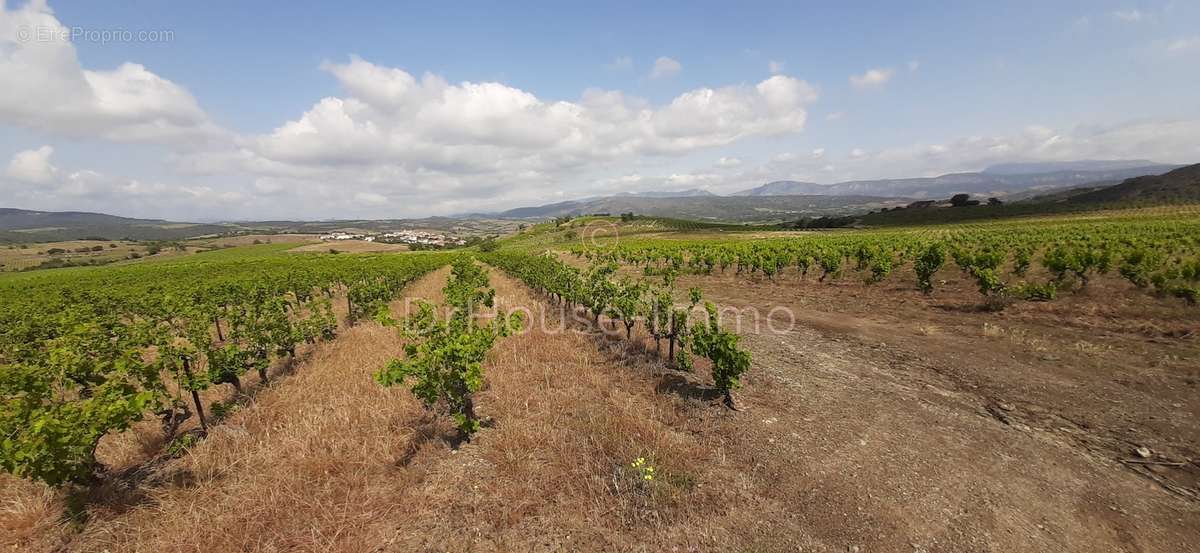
[188,234,317,248]
[0,240,146,271]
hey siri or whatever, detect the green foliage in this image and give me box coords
[1042,244,1112,287]
[914,243,945,294]
[165,432,199,458]
[375,257,521,440]
[953,247,1007,297]
[1119,248,1165,288]
[688,302,752,408]
[1011,281,1058,301]
[477,237,499,252]
[561,210,1200,307]
[482,252,754,405]
[0,249,449,486]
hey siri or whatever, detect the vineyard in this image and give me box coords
[567,212,1200,306]
[2,208,1199,551]
[0,250,450,486]
[483,252,752,408]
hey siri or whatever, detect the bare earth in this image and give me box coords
[289,240,410,253]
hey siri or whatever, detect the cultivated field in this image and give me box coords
[1,209,1197,551]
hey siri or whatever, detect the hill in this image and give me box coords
[732,163,1181,199]
[497,194,910,222]
[1066,163,1200,204]
[854,163,1200,226]
[0,208,233,243]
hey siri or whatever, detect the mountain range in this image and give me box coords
[2,160,1194,242]
[1063,163,1200,204]
[0,208,230,243]
[731,160,1181,198]
[496,194,908,220]
[489,160,1183,221]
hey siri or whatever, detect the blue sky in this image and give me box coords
[1,0,1198,220]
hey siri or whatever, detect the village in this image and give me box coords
[317,230,467,247]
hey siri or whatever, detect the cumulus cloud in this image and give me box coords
[238,56,817,174]
[163,57,820,216]
[1,146,246,217]
[0,1,223,145]
[5,145,58,184]
[849,67,894,89]
[649,56,682,79]
[716,156,742,168]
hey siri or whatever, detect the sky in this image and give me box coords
[1,0,1198,221]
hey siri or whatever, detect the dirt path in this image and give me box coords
[675,281,1200,551]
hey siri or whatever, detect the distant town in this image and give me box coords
[318,230,468,247]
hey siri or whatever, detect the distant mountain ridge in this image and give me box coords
[732,162,1182,199]
[497,194,910,222]
[1065,163,1200,204]
[0,208,231,243]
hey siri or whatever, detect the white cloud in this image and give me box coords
[665,172,717,186]
[849,67,894,89]
[168,57,819,216]
[811,148,825,158]
[1,146,245,217]
[604,56,633,71]
[768,60,785,74]
[754,118,1200,184]
[5,146,58,184]
[716,156,742,168]
[649,56,682,79]
[247,56,816,170]
[0,2,223,146]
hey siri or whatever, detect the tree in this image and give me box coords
[950,194,972,207]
